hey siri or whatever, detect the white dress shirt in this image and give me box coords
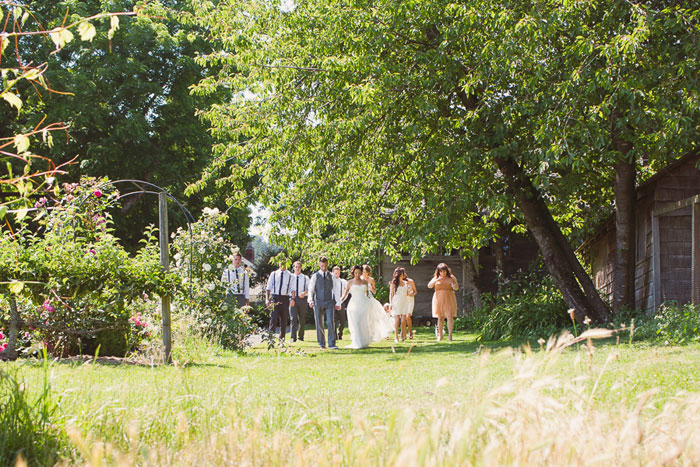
[221,265,250,299]
[289,273,309,299]
[332,277,347,307]
[266,269,293,296]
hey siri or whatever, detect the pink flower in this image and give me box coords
[42,299,55,313]
[94,189,102,198]
[88,248,96,255]
[0,332,4,340]
[1,343,7,351]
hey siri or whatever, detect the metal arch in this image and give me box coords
[69,179,196,301]
[73,179,196,224]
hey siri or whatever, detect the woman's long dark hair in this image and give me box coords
[433,263,451,278]
[350,265,363,278]
[391,267,405,288]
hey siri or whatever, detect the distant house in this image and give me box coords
[378,231,540,325]
[580,151,700,313]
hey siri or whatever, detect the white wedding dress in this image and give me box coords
[346,284,394,349]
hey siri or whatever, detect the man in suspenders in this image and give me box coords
[221,252,250,308]
[266,260,293,341]
[289,261,310,342]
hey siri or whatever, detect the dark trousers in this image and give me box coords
[335,298,349,340]
[269,295,290,339]
[290,298,308,341]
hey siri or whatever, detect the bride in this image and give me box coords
[341,265,394,349]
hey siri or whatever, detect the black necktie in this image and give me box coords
[296,275,299,296]
[277,271,282,295]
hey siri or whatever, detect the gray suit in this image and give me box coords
[309,270,336,348]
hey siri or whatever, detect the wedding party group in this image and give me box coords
[222,254,460,349]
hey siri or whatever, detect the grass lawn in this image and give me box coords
[3,327,700,465]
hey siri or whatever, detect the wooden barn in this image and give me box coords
[580,151,700,313]
[378,232,540,325]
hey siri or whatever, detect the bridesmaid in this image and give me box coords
[405,273,418,339]
[389,267,410,342]
[428,263,459,342]
[361,264,377,297]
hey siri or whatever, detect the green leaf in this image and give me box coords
[0,206,7,219]
[24,68,41,81]
[9,281,24,295]
[2,91,22,110]
[78,22,97,42]
[15,207,28,222]
[108,15,120,40]
[50,27,74,49]
[14,134,30,153]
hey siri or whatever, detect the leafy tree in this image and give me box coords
[191,0,700,322]
[1,0,251,248]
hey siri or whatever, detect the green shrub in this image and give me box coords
[171,208,256,351]
[456,270,570,341]
[652,302,700,344]
[0,178,178,357]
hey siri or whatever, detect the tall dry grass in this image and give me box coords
[44,330,700,466]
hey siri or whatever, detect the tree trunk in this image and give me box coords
[494,224,506,292]
[494,155,612,323]
[612,112,636,313]
[1,297,20,360]
[462,252,482,310]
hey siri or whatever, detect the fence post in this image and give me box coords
[159,192,172,364]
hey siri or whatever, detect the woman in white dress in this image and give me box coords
[389,267,410,342]
[361,264,377,297]
[341,266,394,349]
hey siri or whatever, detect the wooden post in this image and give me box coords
[159,193,172,364]
[652,213,661,311]
[693,202,700,303]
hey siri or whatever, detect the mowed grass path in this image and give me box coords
[5,328,700,463]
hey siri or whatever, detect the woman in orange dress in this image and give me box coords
[428,263,459,342]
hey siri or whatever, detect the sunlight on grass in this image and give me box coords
[4,329,700,465]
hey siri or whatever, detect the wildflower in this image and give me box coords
[583,316,591,325]
[203,263,212,272]
[0,332,4,340]
[567,308,576,320]
[198,247,206,255]
[94,189,102,198]
[1,343,7,351]
[88,248,96,255]
[216,263,222,269]
[34,197,48,209]
[42,299,54,313]
[537,338,545,346]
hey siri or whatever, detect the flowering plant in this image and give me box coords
[0,177,179,357]
[171,207,255,350]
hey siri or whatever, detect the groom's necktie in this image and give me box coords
[296,275,299,296]
[277,271,282,295]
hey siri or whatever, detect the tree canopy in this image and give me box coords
[190,0,700,320]
[1,0,252,248]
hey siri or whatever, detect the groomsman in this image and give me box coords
[266,260,293,340]
[332,266,348,341]
[289,261,310,342]
[308,257,339,349]
[221,252,250,308]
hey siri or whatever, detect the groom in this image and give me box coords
[308,256,339,349]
